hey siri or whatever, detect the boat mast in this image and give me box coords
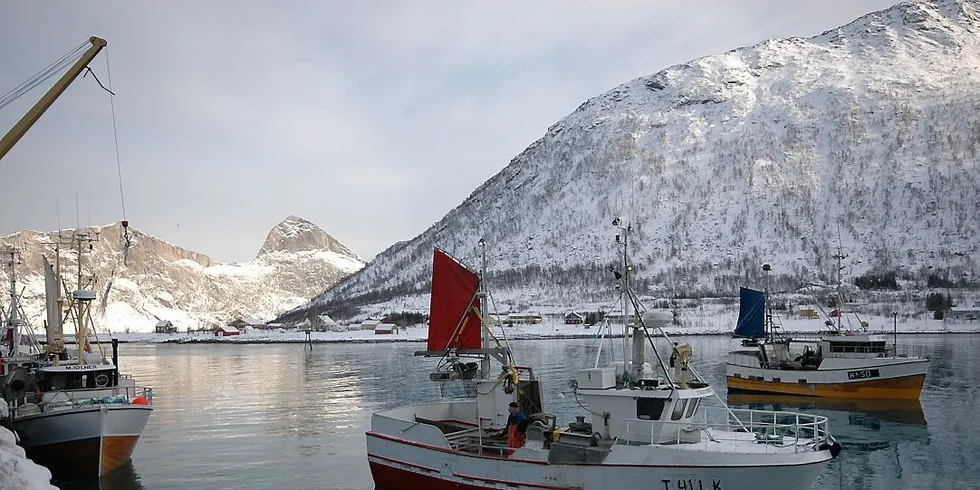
[70,228,100,364]
[3,247,22,357]
[613,218,645,381]
[477,238,490,378]
[833,244,845,332]
[762,263,772,343]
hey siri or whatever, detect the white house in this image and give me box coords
[317,313,342,332]
[360,319,381,331]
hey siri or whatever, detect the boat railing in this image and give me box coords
[621,407,831,453]
[888,344,928,359]
[7,385,153,416]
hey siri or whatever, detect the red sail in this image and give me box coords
[427,248,481,351]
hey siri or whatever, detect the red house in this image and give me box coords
[214,326,241,337]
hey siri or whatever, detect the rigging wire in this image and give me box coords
[103,47,132,261]
[0,40,89,110]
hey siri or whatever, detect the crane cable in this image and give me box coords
[100,47,132,263]
[0,40,90,111]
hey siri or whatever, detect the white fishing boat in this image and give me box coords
[1,35,153,478]
[726,265,929,399]
[366,224,841,490]
[5,232,153,478]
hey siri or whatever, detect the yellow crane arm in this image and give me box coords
[0,36,107,160]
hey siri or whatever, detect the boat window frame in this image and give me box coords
[636,397,667,421]
[684,398,699,418]
[670,399,688,421]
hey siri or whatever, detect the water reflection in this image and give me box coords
[58,336,980,490]
[727,392,932,490]
[52,461,144,490]
[727,393,927,426]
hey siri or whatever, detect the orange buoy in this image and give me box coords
[132,396,151,405]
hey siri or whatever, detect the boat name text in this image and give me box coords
[661,479,722,490]
[61,365,102,370]
[846,369,881,380]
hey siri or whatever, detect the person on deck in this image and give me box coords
[494,401,527,449]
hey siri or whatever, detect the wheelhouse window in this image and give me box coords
[671,399,688,420]
[637,398,666,420]
[828,341,886,354]
[41,371,113,390]
[684,398,700,418]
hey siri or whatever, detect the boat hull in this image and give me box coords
[12,405,152,477]
[367,431,831,490]
[727,357,928,399]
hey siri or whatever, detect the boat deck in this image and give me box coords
[416,417,514,456]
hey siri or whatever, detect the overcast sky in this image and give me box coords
[0,1,897,263]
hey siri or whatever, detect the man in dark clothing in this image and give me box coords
[495,401,527,448]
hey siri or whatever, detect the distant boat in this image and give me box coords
[726,267,929,399]
[366,228,841,490]
[1,248,45,399]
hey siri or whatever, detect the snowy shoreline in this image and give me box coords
[90,313,980,345]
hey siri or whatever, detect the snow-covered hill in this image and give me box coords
[1,216,365,332]
[290,0,980,321]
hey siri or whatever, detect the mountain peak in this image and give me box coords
[258,216,362,259]
[284,0,980,321]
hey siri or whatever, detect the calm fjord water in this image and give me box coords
[55,334,980,490]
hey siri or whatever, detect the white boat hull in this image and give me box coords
[366,400,836,490]
[727,352,928,399]
[12,404,152,477]
[367,430,831,490]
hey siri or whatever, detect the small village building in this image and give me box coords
[375,323,398,335]
[798,307,820,319]
[155,320,177,334]
[242,317,266,329]
[507,312,542,325]
[214,326,240,337]
[316,313,340,332]
[360,319,381,330]
[564,312,584,325]
[604,313,636,326]
[949,307,980,322]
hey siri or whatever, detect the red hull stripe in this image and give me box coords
[367,431,548,465]
[369,453,440,474]
[453,470,575,489]
[369,461,581,490]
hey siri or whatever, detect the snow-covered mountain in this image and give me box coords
[0,216,365,333]
[289,0,980,321]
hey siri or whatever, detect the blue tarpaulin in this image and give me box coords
[734,287,766,338]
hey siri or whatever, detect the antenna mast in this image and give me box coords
[477,238,490,378]
[3,247,23,357]
[66,227,101,363]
